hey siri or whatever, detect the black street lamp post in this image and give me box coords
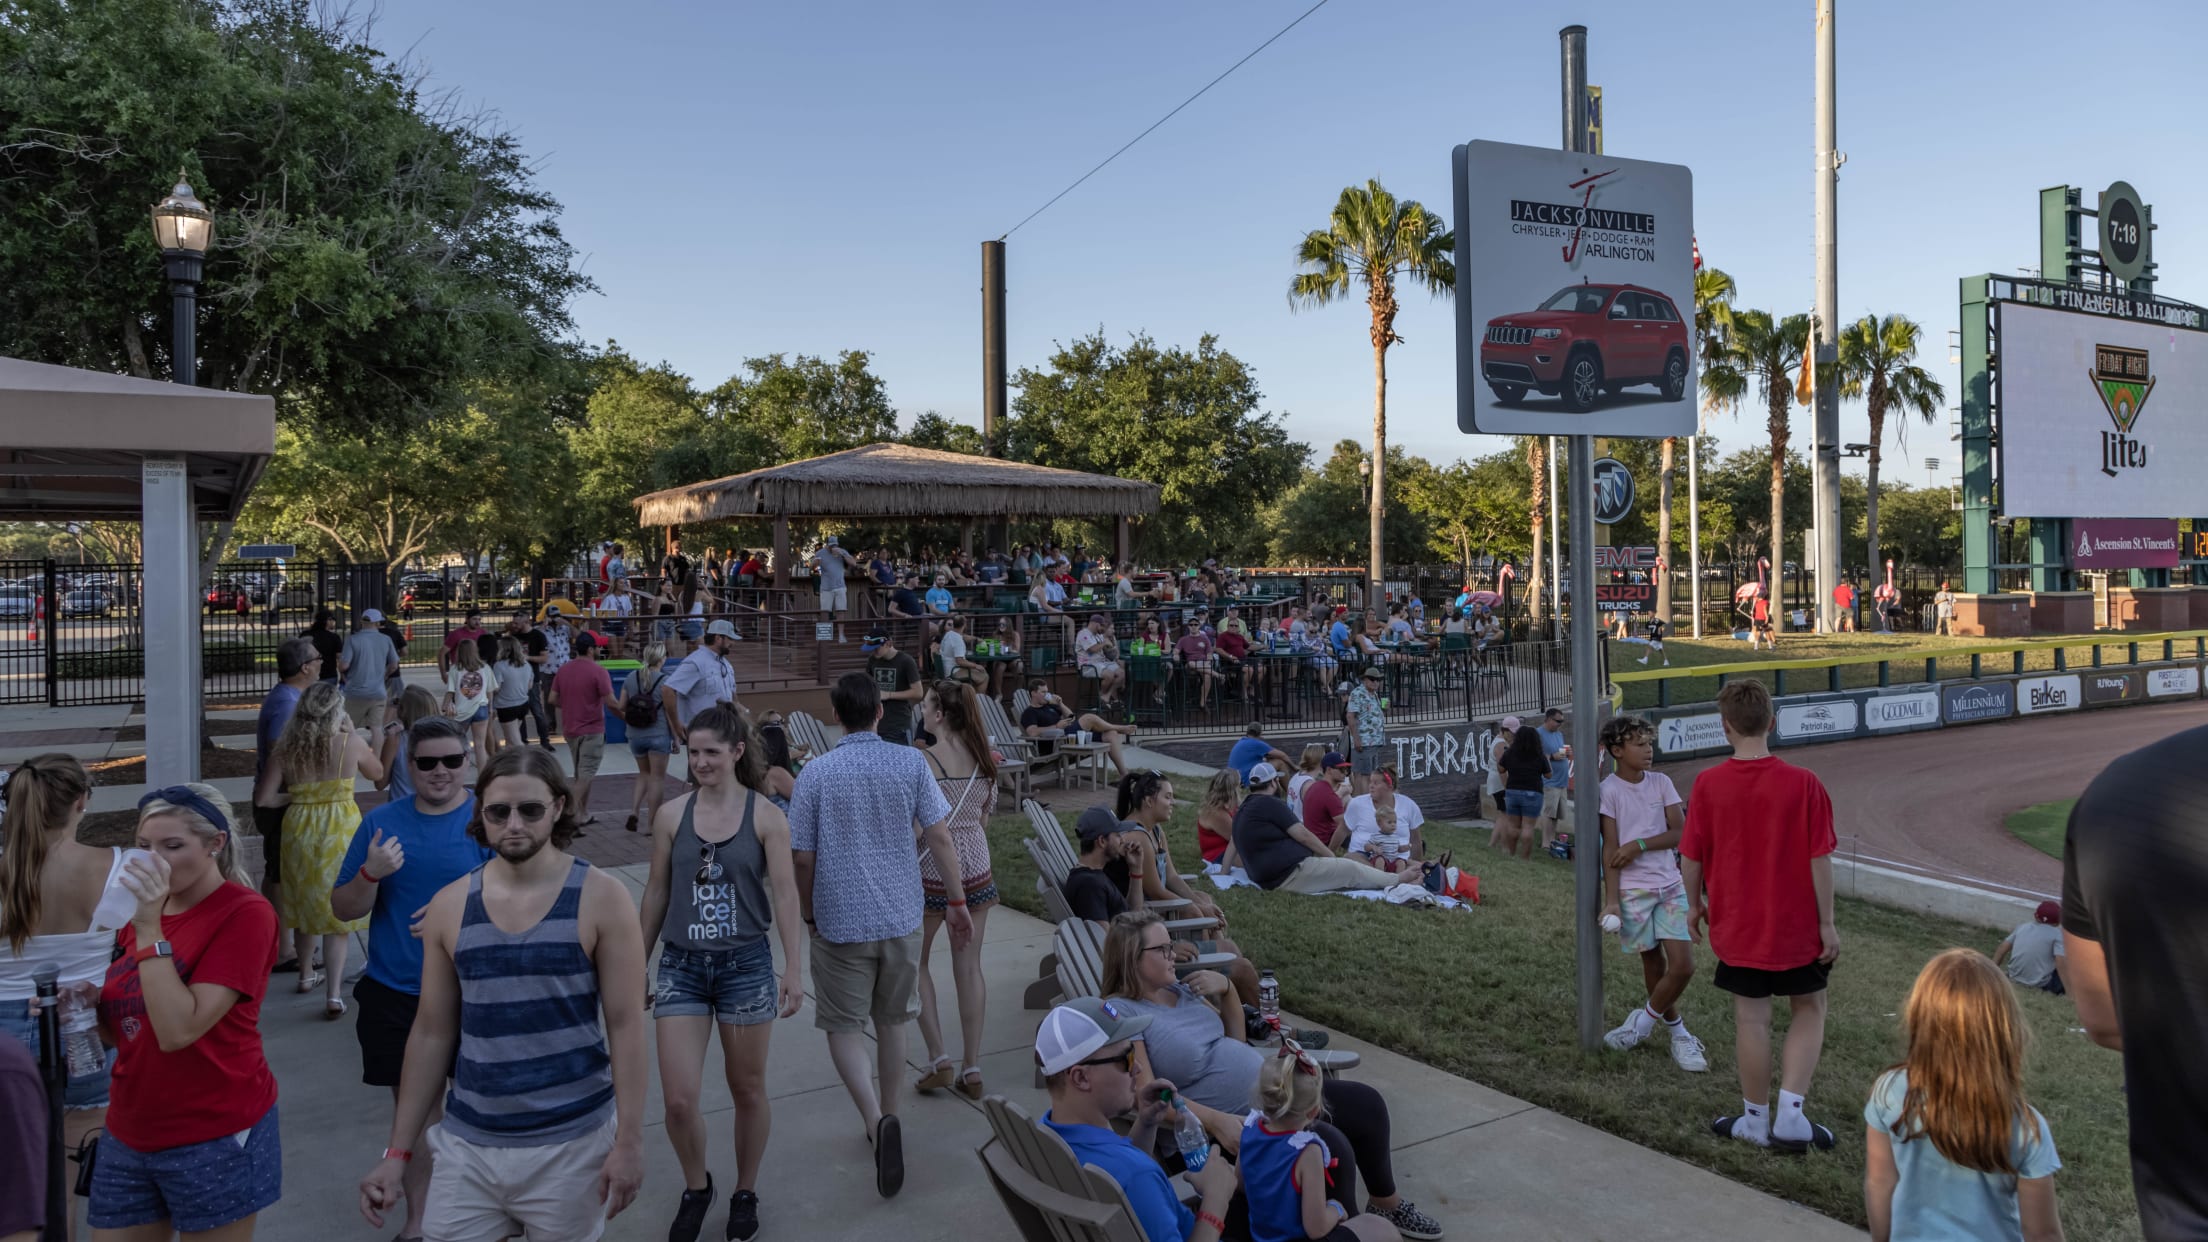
[149,175,213,386]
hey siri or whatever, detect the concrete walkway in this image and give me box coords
[215,876,1861,1242]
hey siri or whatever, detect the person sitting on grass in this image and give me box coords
[1993,902,2065,996]
[1102,913,1444,1240]
[1864,949,2064,1242]
[1033,999,1238,1242]
[1232,764,1420,897]
[1239,1041,1402,1242]
[1341,767,1425,874]
[1596,714,1705,1073]
[1682,679,1840,1153]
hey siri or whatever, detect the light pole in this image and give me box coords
[150,175,214,386]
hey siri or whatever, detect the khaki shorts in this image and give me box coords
[809,931,922,1033]
[423,1115,614,1242]
[568,733,605,784]
[1539,786,1567,822]
[819,586,849,612]
[345,694,386,737]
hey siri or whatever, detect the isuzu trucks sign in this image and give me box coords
[1453,140,1696,438]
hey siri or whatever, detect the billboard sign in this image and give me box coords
[1997,302,2208,517]
[1943,680,2015,724]
[1591,458,1636,523]
[1655,712,1726,756]
[2016,673,2082,715]
[2148,665,2201,698]
[1862,690,1942,732]
[2083,671,2143,706]
[1453,140,1696,437]
[2070,518,2180,569]
[1594,583,1655,613]
[1775,699,1859,742]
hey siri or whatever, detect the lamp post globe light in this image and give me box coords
[150,174,214,387]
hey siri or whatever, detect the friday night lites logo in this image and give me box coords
[2093,343,2155,478]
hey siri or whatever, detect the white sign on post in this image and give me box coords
[1453,139,1697,438]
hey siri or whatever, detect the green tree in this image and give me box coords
[1007,331,1306,563]
[0,0,591,427]
[565,348,750,550]
[1838,314,1946,583]
[1666,265,1741,617]
[1402,450,1533,572]
[901,412,985,455]
[1524,437,1549,621]
[1874,483,1961,572]
[1705,447,1811,571]
[1719,310,1811,626]
[1288,181,1453,603]
[705,351,899,465]
[1264,442,1433,568]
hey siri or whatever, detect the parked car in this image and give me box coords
[0,585,32,619]
[62,587,113,617]
[397,573,449,602]
[1481,282,1691,412]
[206,577,255,612]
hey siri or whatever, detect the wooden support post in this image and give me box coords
[1115,516,1131,569]
[772,516,791,590]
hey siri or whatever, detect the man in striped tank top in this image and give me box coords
[358,747,651,1242]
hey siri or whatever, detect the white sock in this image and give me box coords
[1729,1100,1769,1145]
[1663,1012,1688,1037]
[1773,1089,1811,1141]
[1629,1005,1656,1035]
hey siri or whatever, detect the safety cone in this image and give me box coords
[26,599,39,644]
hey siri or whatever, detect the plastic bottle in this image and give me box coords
[1257,969,1279,1027]
[1173,1098,1209,1172]
[59,990,103,1079]
[91,848,151,932]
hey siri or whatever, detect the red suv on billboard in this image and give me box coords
[1482,282,1690,412]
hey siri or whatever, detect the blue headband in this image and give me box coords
[138,785,232,835]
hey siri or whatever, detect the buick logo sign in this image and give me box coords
[1591,458,1635,525]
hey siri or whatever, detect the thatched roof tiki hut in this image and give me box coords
[632,443,1163,587]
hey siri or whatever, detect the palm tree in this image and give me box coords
[1290,181,1454,607]
[1721,309,1811,628]
[1839,314,1945,586]
[1524,436,1547,623]
[1660,266,1741,621]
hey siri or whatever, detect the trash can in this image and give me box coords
[601,659,642,745]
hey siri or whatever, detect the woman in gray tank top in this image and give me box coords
[637,705,803,1242]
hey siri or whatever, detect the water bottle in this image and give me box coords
[1173,1099,1209,1172]
[60,990,103,1080]
[91,848,151,931]
[1257,969,1280,1027]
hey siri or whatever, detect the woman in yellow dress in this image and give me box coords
[253,680,383,1018]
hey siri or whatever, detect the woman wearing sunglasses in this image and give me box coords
[637,706,804,1242]
[255,680,384,1018]
[1100,911,1444,1241]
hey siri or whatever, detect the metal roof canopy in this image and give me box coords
[0,355,275,521]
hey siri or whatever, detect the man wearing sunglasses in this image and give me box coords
[1035,998,1237,1242]
[331,716,493,1242]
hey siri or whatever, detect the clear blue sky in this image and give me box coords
[368,0,2208,482]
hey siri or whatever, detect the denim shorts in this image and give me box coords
[0,1004,113,1109]
[1500,788,1544,817]
[89,1104,282,1232]
[653,939,776,1025]
[468,705,489,723]
[629,730,673,757]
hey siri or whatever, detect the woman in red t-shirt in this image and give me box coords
[1194,769,1242,867]
[93,784,281,1239]
[1300,759,1351,848]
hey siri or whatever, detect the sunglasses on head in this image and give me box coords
[412,752,467,771]
[482,801,552,825]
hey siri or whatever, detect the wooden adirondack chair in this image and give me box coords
[783,710,834,763]
[982,694,1068,785]
[978,1096,1156,1242]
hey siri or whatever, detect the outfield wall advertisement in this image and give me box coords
[1998,303,2208,518]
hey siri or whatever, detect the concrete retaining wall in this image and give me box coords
[1832,855,2041,933]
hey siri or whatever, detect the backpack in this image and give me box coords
[623,671,662,729]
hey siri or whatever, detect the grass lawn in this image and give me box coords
[1612,632,2178,711]
[987,812,2142,1239]
[2005,799,2075,860]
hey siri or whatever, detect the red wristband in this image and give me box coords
[1196,1209,1226,1234]
[382,1147,412,1162]
[946,898,967,907]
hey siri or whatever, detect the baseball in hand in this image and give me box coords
[1599,913,1623,934]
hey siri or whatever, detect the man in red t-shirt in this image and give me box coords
[1680,679,1839,1154]
[547,632,616,826]
[440,607,487,676]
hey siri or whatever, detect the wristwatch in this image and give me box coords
[132,940,173,964]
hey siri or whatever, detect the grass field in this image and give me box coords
[2005,799,2076,860]
[1611,632,2191,711]
[988,811,2142,1239]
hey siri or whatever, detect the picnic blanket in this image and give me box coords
[1204,863,1463,910]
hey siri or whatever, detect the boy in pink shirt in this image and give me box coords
[1598,714,1705,1073]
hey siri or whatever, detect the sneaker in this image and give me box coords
[1669,1031,1709,1072]
[669,1174,714,1242]
[1371,1198,1444,1240]
[1601,1018,1646,1051]
[726,1189,759,1241]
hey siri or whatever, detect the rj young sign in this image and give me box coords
[1453,140,1696,438]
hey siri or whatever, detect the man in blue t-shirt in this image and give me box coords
[1035,999,1236,1242]
[331,716,492,1242]
[1536,707,1572,853]
[1225,722,1290,786]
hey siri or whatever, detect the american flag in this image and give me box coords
[1691,236,1702,271]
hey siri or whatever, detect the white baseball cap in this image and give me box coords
[1246,761,1280,786]
[1034,997,1153,1076]
[361,608,384,623]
